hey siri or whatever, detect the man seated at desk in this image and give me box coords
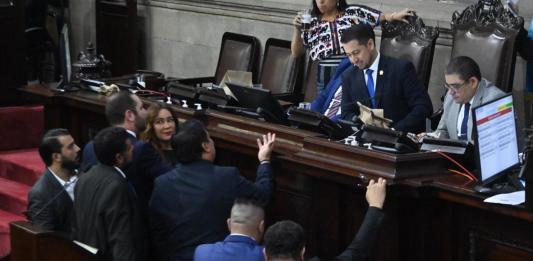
[339,24,433,133]
[424,56,505,142]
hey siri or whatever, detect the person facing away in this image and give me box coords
[425,56,505,143]
[72,127,146,261]
[27,128,80,235]
[149,118,276,261]
[194,198,266,261]
[339,23,433,133]
[263,178,387,261]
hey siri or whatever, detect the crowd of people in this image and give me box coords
[24,0,533,260]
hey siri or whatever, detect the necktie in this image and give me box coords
[366,69,375,108]
[326,88,342,119]
[459,102,471,141]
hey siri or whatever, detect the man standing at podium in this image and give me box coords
[339,24,432,133]
[432,56,504,142]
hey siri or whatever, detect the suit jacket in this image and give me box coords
[194,234,264,261]
[27,169,73,235]
[311,58,352,122]
[149,160,274,261]
[340,55,433,133]
[72,164,146,261]
[435,78,504,142]
[309,207,384,261]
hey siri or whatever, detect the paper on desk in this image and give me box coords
[483,190,525,205]
[357,102,393,128]
[220,70,253,101]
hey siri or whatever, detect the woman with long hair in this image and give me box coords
[140,103,180,165]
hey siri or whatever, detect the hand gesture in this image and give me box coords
[257,133,276,162]
[390,8,413,23]
[365,178,387,209]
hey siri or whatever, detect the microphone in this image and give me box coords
[29,178,76,221]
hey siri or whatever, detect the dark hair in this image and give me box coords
[39,128,71,166]
[264,220,306,260]
[172,119,209,163]
[105,91,138,126]
[93,127,129,166]
[311,0,348,17]
[445,56,482,81]
[340,23,375,45]
[140,102,179,156]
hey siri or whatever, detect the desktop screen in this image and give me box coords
[473,94,519,183]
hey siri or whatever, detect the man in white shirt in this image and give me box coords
[27,128,80,234]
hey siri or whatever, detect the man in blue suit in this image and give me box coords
[150,119,275,261]
[194,198,265,261]
[340,24,433,133]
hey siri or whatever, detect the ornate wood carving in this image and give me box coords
[451,0,524,30]
[381,12,438,43]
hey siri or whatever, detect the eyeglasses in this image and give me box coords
[154,117,176,126]
[444,81,467,91]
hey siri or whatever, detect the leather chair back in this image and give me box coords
[260,38,304,101]
[303,58,318,102]
[214,32,260,84]
[450,0,523,92]
[380,14,438,89]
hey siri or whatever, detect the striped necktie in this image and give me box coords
[326,88,342,119]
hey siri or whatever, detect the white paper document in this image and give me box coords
[483,190,525,205]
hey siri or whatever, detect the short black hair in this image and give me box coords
[340,23,375,45]
[264,220,306,260]
[105,91,138,126]
[233,198,267,209]
[39,128,71,166]
[311,0,348,17]
[445,56,482,81]
[93,127,129,166]
[172,119,209,163]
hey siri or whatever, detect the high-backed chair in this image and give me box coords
[450,0,523,93]
[179,32,261,86]
[260,38,304,103]
[380,13,439,90]
[302,58,318,102]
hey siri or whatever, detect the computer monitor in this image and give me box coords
[472,94,520,185]
[225,83,287,124]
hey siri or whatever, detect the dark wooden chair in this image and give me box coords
[10,221,99,261]
[380,12,439,90]
[260,38,304,103]
[450,0,523,93]
[178,32,261,86]
[302,58,318,102]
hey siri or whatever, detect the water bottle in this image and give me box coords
[527,18,533,92]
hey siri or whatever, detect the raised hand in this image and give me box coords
[257,133,276,162]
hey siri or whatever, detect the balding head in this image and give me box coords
[227,198,265,241]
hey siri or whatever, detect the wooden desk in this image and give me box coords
[17,85,533,260]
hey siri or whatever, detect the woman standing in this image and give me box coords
[292,0,412,93]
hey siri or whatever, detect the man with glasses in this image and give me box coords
[429,56,504,142]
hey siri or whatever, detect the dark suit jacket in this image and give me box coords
[309,207,384,261]
[194,234,264,261]
[149,160,274,261]
[27,169,73,235]
[72,164,146,261]
[340,55,433,133]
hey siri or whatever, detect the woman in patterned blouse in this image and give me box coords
[291,0,412,92]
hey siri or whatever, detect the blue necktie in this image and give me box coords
[460,103,470,141]
[366,69,375,108]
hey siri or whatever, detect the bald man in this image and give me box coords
[194,198,265,261]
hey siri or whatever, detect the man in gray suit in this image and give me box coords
[427,56,504,142]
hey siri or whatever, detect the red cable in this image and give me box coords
[447,168,475,182]
[436,151,478,182]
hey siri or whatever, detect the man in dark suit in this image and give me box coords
[27,128,80,234]
[72,127,146,261]
[340,24,433,133]
[263,178,387,261]
[194,198,265,261]
[149,119,276,261]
